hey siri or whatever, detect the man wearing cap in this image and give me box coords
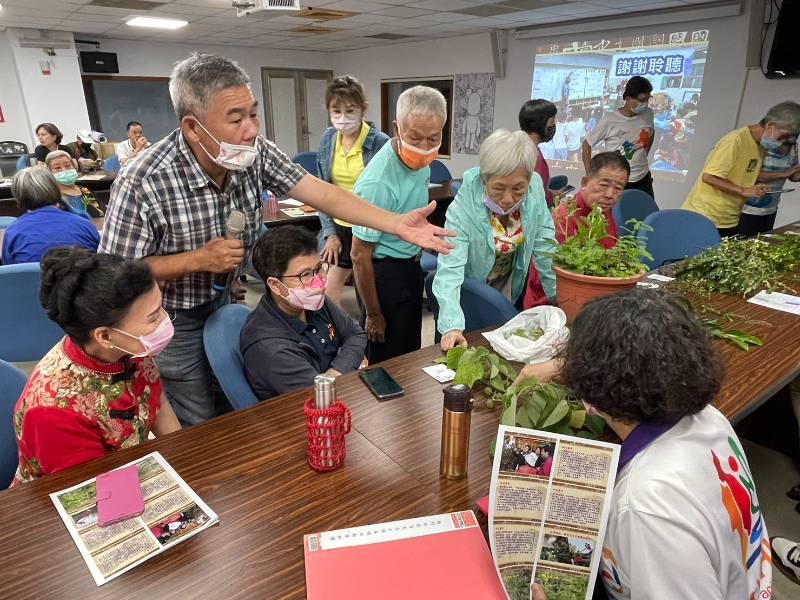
[74,129,104,173]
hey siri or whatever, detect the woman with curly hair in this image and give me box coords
[10,247,180,486]
[518,289,771,600]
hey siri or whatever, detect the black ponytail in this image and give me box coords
[40,247,155,344]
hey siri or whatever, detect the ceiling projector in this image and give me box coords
[232,0,301,17]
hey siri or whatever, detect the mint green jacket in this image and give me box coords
[432,167,556,335]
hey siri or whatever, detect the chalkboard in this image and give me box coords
[89,79,178,143]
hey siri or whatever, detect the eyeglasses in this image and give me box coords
[280,261,329,286]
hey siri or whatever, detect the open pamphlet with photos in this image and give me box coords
[50,451,218,586]
[490,426,620,600]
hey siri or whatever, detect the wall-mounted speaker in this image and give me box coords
[766,0,800,78]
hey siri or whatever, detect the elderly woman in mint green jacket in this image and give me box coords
[433,129,556,351]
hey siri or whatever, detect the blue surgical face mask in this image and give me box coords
[53,169,79,186]
[631,102,649,115]
[484,195,524,216]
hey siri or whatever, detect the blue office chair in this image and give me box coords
[292,152,319,178]
[426,273,518,343]
[0,217,16,229]
[430,159,452,184]
[103,154,121,174]
[612,189,659,235]
[548,175,568,191]
[0,359,26,488]
[203,304,259,410]
[14,154,30,172]
[637,209,721,270]
[420,251,438,273]
[0,263,65,362]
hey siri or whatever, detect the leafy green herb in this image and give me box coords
[505,327,544,342]
[701,319,764,351]
[549,204,652,278]
[676,235,800,297]
[441,347,606,451]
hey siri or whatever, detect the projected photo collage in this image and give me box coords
[532,30,710,182]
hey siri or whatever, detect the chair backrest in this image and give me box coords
[98,142,117,160]
[203,304,259,410]
[612,189,659,235]
[291,152,319,178]
[429,159,452,184]
[0,263,65,362]
[0,359,26,488]
[0,141,28,155]
[15,154,30,172]
[426,273,519,339]
[103,155,121,174]
[637,209,721,269]
[548,175,568,191]
[0,216,17,230]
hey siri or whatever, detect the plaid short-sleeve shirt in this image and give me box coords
[99,129,306,310]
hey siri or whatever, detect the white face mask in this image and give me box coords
[193,118,258,171]
[331,112,362,134]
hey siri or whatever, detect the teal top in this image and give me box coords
[352,142,431,259]
[432,167,557,335]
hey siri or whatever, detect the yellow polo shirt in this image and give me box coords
[682,127,764,228]
[331,121,369,227]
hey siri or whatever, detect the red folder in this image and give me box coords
[304,510,508,599]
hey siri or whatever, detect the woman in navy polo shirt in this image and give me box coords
[1,168,99,265]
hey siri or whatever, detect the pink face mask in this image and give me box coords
[279,274,327,311]
[113,311,175,358]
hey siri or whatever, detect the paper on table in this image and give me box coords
[279,198,303,207]
[78,173,108,181]
[647,273,675,282]
[489,425,620,600]
[281,207,319,218]
[427,182,443,189]
[422,363,455,383]
[50,451,218,586]
[748,290,800,316]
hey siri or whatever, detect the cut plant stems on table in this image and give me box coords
[548,204,652,277]
[675,235,800,297]
[435,346,606,449]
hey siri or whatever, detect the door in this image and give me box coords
[262,69,332,156]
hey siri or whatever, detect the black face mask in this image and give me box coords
[541,125,556,143]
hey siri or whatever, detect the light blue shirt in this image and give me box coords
[432,167,556,335]
[352,142,430,259]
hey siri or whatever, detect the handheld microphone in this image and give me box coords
[212,210,246,295]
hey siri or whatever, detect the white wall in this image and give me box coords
[0,29,90,151]
[88,39,334,136]
[334,2,763,212]
[0,33,31,148]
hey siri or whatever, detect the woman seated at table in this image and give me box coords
[45,150,104,218]
[1,168,99,265]
[11,247,181,485]
[523,151,629,308]
[316,75,390,304]
[33,122,78,169]
[432,129,556,351]
[517,289,771,600]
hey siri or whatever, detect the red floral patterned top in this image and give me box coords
[11,337,162,486]
[487,209,525,295]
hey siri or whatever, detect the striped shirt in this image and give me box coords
[99,129,306,310]
[742,144,798,216]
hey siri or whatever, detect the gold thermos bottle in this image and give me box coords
[439,384,474,480]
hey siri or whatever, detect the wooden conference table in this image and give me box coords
[2,241,800,598]
[0,172,115,204]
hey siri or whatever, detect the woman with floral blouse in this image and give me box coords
[11,247,180,486]
[431,129,557,351]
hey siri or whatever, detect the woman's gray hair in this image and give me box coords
[396,85,447,127]
[762,101,800,134]
[479,129,538,180]
[45,150,74,170]
[12,167,61,212]
[169,52,251,120]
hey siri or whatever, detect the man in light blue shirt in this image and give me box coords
[351,86,447,363]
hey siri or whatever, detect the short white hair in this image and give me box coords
[45,150,73,169]
[396,85,447,127]
[479,129,538,180]
[169,52,251,120]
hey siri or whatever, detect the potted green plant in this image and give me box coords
[549,204,652,320]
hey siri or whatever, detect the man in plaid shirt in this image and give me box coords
[100,53,453,425]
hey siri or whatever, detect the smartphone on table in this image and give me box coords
[359,367,404,401]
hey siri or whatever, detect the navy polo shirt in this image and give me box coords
[285,306,341,372]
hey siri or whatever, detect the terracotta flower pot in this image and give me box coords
[553,265,645,321]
